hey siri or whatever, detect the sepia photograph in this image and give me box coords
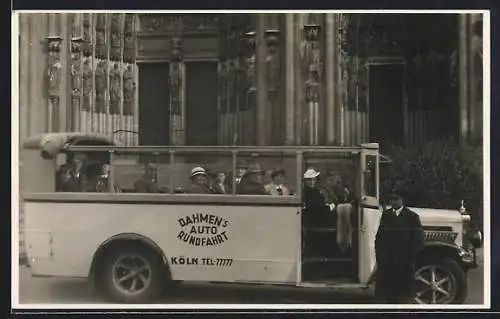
[12,10,489,309]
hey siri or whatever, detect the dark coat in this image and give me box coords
[374,206,424,303]
[134,177,166,193]
[236,177,269,195]
[303,186,332,228]
[185,183,213,194]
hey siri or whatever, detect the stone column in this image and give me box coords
[304,23,321,145]
[284,13,295,145]
[265,29,280,145]
[169,36,185,145]
[325,13,337,145]
[46,35,63,133]
[19,14,30,140]
[255,14,267,146]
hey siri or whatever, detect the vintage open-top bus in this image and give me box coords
[19,133,482,304]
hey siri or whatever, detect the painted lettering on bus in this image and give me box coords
[177,213,230,247]
[170,256,233,267]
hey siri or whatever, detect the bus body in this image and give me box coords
[19,133,481,304]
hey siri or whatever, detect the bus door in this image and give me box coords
[358,143,381,284]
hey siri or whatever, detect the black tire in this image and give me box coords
[414,257,467,304]
[98,244,167,303]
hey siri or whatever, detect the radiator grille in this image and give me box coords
[424,230,457,243]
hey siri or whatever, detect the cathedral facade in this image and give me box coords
[17,12,483,150]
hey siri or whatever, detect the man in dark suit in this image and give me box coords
[134,163,166,193]
[375,189,425,304]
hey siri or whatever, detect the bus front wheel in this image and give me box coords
[99,244,166,303]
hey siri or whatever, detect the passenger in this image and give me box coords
[236,162,270,195]
[62,152,90,192]
[186,166,212,194]
[134,163,166,193]
[212,171,228,194]
[94,164,121,193]
[234,160,248,185]
[265,169,290,196]
[302,168,331,228]
[56,164,81,192]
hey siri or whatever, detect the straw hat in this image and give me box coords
[303,168,320,179]
[190,166,208,178]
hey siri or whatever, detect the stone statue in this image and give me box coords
[82,58,92,110]
[123,65,135,115]
[95,61,107,113]
[110,63,121,114]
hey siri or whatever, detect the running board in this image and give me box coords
[302,257,352,263]
[298,281,370,290]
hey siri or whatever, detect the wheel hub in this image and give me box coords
[112,254,152,296]
[414,265,457,304]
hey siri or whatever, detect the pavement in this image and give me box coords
[16,249,484,305]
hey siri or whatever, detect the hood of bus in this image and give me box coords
[409,207,462,226]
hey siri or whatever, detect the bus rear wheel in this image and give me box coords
[99,245,166,303]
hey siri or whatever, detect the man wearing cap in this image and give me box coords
[234,160,248,185]
[186,166,212,194]
[265,169,290,196]
[236,162,269,195]
[374,188,424,304]
[134,163,166,193]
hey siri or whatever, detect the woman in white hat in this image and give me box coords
[186,166,212,194]
[302,168,330,228]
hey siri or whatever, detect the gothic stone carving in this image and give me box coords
[95,14,107,59]
[171,37,183,62]
[109,63,121,114]
[82,14,92,57]
[82,58,92,111]
[245,31,256,91]
[303,24,321,103]
[265,30,280,93]
[110,14,122,61]
[123,65,135,115]
[95,61,108,113]
[123,14,135,63]
[71,37,84,110]
[46,36,63,100]
[139,14,183,33]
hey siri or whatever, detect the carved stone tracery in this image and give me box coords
[95,14,107,59]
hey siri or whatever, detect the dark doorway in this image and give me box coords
[368,64,405,150]
[138,63,170,146]
[185,62,219,146]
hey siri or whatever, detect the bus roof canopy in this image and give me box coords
[23,132,114,159]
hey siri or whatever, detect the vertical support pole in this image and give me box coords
[256,14,267,146]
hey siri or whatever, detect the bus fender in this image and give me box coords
[88,233,170,282]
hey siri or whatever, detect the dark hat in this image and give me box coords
[244,162,264,176]
[388,187,405,200]
[271,168,286,178]
[236,160,248,169]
